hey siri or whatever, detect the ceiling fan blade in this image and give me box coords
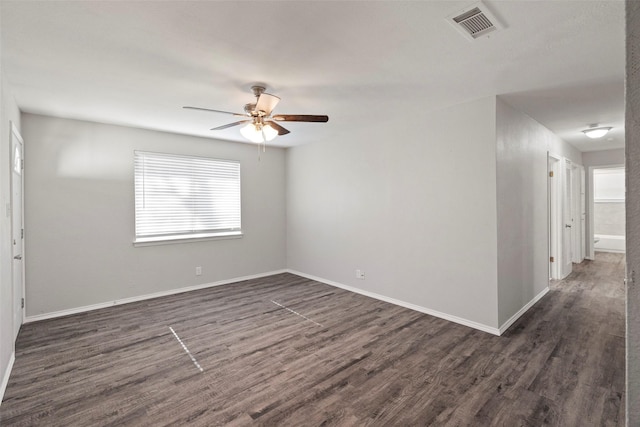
[211,120,251,131]
[272,114,329,123]
[184,106,246,116]
[255,93,280,115]
[266,121,290,136]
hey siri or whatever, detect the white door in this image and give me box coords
[548,154,561,280]
[11,123,24,340]
[571,164,584,263]
[579,166,586,261]
[562,160,573,278]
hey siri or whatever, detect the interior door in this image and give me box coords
[579,166,586,261]
[548,154,561,280]
[571,164,584,263]
[562,160,573,278]
[11,123,24,340]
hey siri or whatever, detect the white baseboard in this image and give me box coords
[25,269,288,323]
[23,268,549,337]
[0,351,16,407]
[594,249,626,254]
[498,286,550,335]
[287,269,501,336]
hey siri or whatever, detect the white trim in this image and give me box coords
[0,352,16,407]
[287,269,501,336]
[571,163,585,263]
[548,153,562,280]
[133,231,243,247]
[498,286,550,335]
[25,269,287,323]
[594,199,625,203]
[10,121,26,334]
[561,158,574,278]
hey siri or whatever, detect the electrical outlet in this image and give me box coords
[356,269,365,280]
[195,266,202,276]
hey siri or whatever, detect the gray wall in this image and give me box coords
[22,114,286,316]
[495,98,582,327]
[495,99,549,327]
[286,94,583,332]
[583,148,625,167]
[626,0,640,424]
[287,97,500,329]
[0,50,22,398]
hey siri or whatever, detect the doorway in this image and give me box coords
[549,154,584,280]
[10,122,24,340]
[592,167,625,253]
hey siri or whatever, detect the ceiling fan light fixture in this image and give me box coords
[582,125,612,139]
[240,122,278,143]
[262,123,279,141]
[240,123,262,143]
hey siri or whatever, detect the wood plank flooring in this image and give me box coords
[0,252,625,426]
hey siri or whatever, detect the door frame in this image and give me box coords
[587,163,625,259]
[561,158,573,278]
[580,165,586,261]
[548,153,562,280]
[9,121,25,337]
[571,163,585,263]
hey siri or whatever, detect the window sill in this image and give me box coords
[594,199,625,203]
[133,231,243,247]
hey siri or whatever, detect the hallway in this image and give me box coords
[539,251,625,424]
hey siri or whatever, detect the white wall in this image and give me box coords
[287,97,500,330]
[548,133,583,165]
[495,98,556,327]
[626,0,640,424]
[494,98,583,327]
[583,148,625,167]
[0,52,22,399]
[22,114,286,316]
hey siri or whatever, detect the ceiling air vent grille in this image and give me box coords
[447,2,502,41]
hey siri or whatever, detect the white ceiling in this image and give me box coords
[0,1,625,151]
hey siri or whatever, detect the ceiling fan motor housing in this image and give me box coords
[251,85,266,97]
[244,103,256,115]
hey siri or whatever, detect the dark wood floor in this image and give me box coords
[0,252,625,426]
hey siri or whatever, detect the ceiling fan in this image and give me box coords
[183,86,329,143]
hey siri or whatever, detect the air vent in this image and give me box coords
[447,2,502,41]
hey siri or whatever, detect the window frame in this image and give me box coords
[133,150,243,246]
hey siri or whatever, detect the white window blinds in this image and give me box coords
[134,151,241,243]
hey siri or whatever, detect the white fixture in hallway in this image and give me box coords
[582,124,613,139]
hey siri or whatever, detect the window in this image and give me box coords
[594,167,625,202]
[134,151,241,244]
